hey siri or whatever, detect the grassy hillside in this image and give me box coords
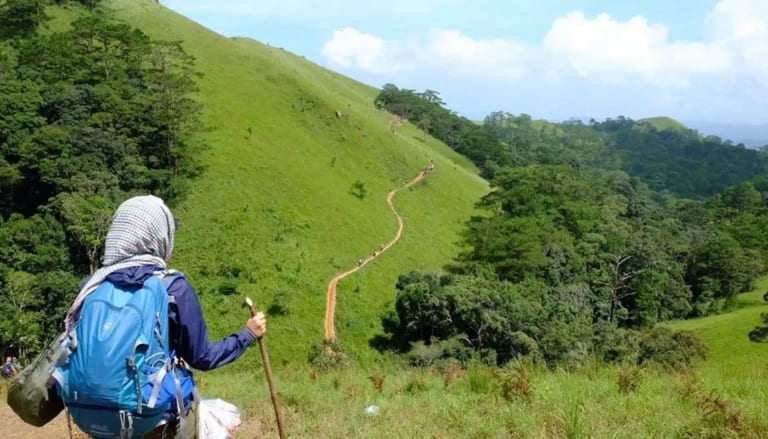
[62,0,489,368]
[669,280,768,419]
[639,116,688,131]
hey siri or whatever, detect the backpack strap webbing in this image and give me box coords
[173,363,188,439]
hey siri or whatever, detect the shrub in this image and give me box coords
[404,376,429,393]
[406,341,441,367]
[217,263,243,278]
[495,361,531,401]
[267,290,290,316]
[368,374,385,393]
[466,367,495,394]
[349,180,367,199]
[508,331,541,362]
[307,340,349,373]
[676,370,702,400]
[677,380,768,438]
[345,383,359,398]
[638,327,708,369]
[748,312,768,343]
[443,362,465,387]
[747,326,768,343]
[436,337,475,365]
[598,326,640,364]
[405,336,474,368]
[217,280,237,296]
[618,365,643,393]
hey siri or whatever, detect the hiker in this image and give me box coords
[59,195,266,439]
[2,356,18,378]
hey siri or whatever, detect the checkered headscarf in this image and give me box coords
[65,195,176,331]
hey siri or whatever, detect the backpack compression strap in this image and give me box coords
[156,270,190,439]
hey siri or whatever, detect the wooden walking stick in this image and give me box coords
[245,297,286,439]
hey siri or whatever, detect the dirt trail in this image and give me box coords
[0,403,89,439]
[324,164,433,341]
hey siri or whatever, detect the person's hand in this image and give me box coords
[246,311,267,339]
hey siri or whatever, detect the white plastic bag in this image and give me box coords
[198,398,242,439]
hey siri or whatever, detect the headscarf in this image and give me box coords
[64,195,176,331]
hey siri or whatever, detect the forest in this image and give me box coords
[0,0,202,359]
[375,85,768,367]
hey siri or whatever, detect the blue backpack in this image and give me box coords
[54,273,194,439]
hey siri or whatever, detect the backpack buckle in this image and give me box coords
[119,410,134,439]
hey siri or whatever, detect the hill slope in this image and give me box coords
[638,116,687,131]
[669,282,768,419]
[81,0,488,367]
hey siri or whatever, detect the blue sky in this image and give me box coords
[164,0,768,125]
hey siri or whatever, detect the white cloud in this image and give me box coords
[321,28,395,73]
[426,30,528,78]
[707,0,768,85]
[321,28,530,79]
[543,12,731,87]
[321,0,768,89]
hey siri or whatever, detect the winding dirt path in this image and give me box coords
[324,164,434,341]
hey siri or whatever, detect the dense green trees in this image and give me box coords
[0,4,202,359]
[380,166,766,365]
[0,0,48,39]
[593,118,766,198]
[383,271,592,365]
[375,84,504,178]
[376,85,768,367]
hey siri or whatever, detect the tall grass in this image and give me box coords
[197,363,711,438]
[185,282,768,438]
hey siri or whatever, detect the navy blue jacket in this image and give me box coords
[98,266,255,371]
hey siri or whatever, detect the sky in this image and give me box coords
[163,0,768,125]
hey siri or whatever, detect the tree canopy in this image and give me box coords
[376,85,768,367]
[0,3,203,359]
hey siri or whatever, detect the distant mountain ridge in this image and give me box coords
[685,121,768,148]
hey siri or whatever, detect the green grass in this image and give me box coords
[639,116,688,132]
[55,0,489,369]
[198,282,768,437]
[668,279,768,420]
[200,362,712,438]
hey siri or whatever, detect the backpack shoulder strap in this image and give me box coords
[153,270,185,303]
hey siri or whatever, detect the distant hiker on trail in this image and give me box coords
[58,195,266,439]
[2,356,18,377]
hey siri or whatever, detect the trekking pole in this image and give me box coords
[245,297,286,439]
